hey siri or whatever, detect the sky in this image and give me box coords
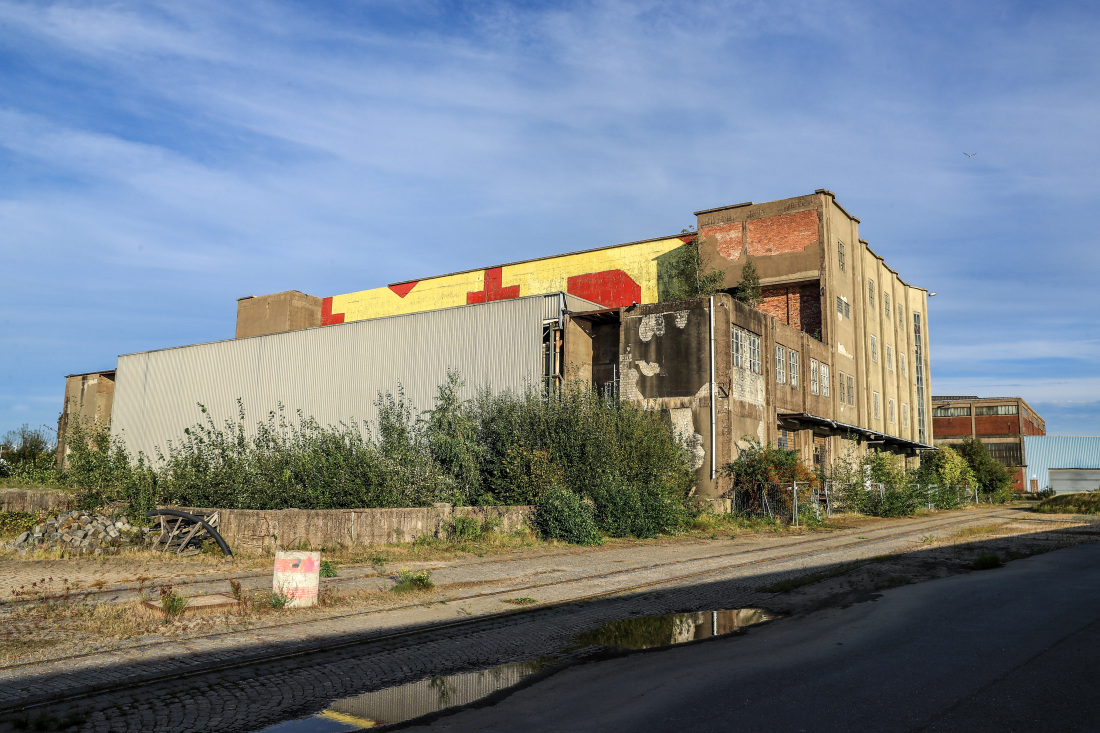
[1,0,1099,440]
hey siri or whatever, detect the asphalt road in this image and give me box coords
[409,541,1100,732]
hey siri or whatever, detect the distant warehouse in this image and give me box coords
[1022,436,1100,494]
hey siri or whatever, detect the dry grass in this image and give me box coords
[1034,492,1100,515]
[952,523,1009,540]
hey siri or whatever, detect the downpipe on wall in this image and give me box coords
[709,295,716,482]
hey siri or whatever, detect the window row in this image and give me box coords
[976,404,1018,416]
[732,327,762,374]
[809,359,830,397]
[933,406,971,417]
[837,370,855,406]
[775,346,800,387]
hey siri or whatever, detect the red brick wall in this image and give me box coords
[974,416,1019,436]
[932,417,973,437]
[759,281,821,336]
[708,221,744,261]
[746,211,818,256]
[1013,467,1025,492]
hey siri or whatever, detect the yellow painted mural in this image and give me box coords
[322,236,689,325]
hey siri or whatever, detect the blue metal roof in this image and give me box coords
[1023,436,1100,490]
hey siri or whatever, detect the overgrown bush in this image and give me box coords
[533,487,602,545]
[48,374,696,541]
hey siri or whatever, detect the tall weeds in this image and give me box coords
[55,373,696,540]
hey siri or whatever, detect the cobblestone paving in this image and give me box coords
[1,508,1091,732]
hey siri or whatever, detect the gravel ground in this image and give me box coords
[2,506,1095,732]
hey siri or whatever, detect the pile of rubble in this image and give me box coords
[9,510,150,555]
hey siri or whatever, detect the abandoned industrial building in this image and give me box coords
[59,190,935,498]
[931,395,1046,492]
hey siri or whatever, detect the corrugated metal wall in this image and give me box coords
[112,294,594,462]
[1023,436,1100,492]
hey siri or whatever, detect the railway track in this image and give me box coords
[1,507,1020,717]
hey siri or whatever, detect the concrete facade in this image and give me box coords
[235,290,322,339]
[932,396,1046,492]
[55,370,116,470]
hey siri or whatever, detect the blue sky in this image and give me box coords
[1,0,1098,438]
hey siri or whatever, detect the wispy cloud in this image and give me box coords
[2,0,1099,435]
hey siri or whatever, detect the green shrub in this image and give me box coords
[268,590,291,608]
[533,488,602,545]
[319,560,338,578]
[972,554,1002,570]
[392,568,434,592]
[159,586,189,617]
[589,473,687,539]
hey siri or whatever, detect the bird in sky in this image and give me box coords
[963,152,977,157]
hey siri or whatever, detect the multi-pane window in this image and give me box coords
[810,359,820,395]
[903,403,910,428]
[914,312,927,442]
[789,350,799,388]
[776,346,786,384]
[821,364,830,397]
[838,241,846,271]
[844,300,850,319]
[985,441,1023,466]
[733,328,746,369]
[870,334,878,362]
[749,333,762,374]
[778,427,799,451]
[933,406,971,417]
[885,292,891,320]
[889,398,896,424]
[900,352,907,377]
[868,279,875,307]
[886,344,894,371]
[873,391,881,420]
[898,305,904,331]
[846,374,854,405]
[976,404,1018,416]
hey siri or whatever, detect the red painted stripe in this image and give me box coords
[321,297,345,326]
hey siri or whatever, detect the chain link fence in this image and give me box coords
[728,481,984,525]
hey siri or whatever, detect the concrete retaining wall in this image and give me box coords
[169,504,534,555]
[1,488,75,514]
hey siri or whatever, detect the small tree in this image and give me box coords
[663,231,725,301]
[733,258,762,308]
[956,437,1014,502]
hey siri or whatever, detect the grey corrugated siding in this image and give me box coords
[112,294,590,463]
[1023,436,1100,492]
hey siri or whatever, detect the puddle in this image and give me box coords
[573,608,774,651]
[254,660,547,731]
[255,608,771,731]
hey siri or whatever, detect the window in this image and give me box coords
[900,352,907,377]
[898,305,904,332]
[837,296,844,318]
[868,279,875,307]
[873,391,881,420]
[838,241,845,271]
[776,346,786,384]
[976,404,1018,416]
[871,334,878,362]
[778,427,799,451]
[889,398,896,424]
[845,300,850,319]
[749,333,761,374]
[933,406,971,417]
[810,359,819,395]
[846,374,854,405]
[903,403,910,428]
[886,344,893,371]
[789,350,799,388]
[984,442,1023,466]
[885,292,891,320]
[914,312,927,443]
[821,364,830,397]
[733,328,745,369]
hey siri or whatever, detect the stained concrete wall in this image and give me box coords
[1,489,74,513]
[171,504,533,554]
[56,371,116,470]
[235,290,322,339]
